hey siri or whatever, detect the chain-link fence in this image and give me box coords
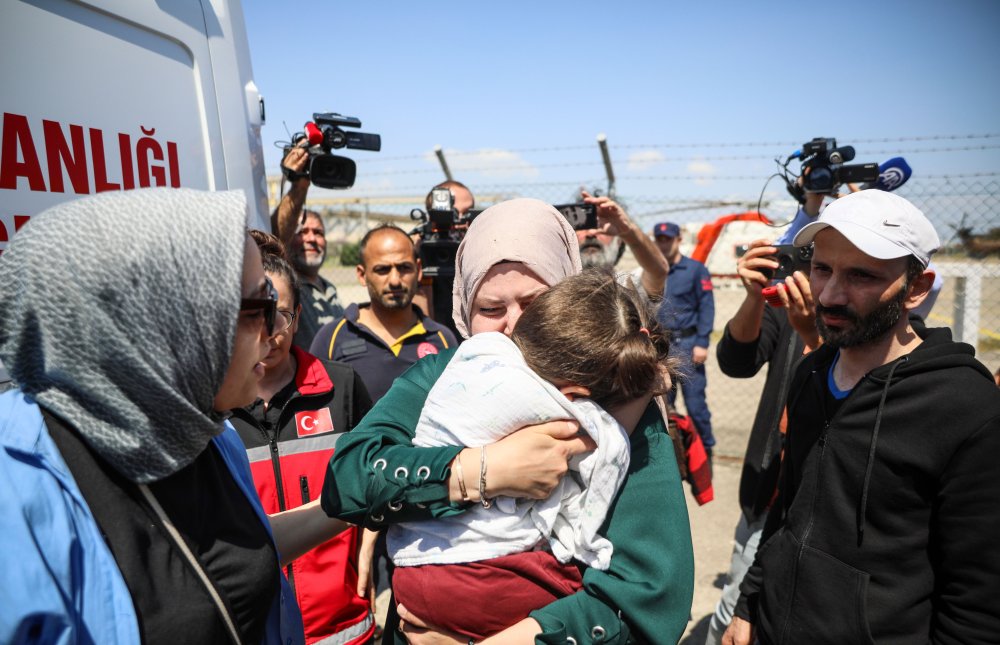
[274,168,1000,458]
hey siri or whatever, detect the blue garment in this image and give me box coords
[659,255,715,348]
[775,206,814,245]
[668,335,715,448]
[659,255,715,448]
[0,389,305,645]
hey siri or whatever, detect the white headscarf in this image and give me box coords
[452,198,582,338]
[0,188,248,483]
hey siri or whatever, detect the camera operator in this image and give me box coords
[575,190,669,302]
[424,180,475,218]
[272,146,345,350]
[412,181,476,322]
[704,239,819,645]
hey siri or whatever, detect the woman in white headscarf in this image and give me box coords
[0,188,345,645]
[322,198,694,644]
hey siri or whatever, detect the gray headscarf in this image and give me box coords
[0,188,248,483]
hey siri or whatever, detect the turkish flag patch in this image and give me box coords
[417,342,439,358]
[295,408,334,438]
[701,278,713,291]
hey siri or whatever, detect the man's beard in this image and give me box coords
[294,249,325,271]
[579,239,622,269]
[370,285,414,311]
[816,286,908,349]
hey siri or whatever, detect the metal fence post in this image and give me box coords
[953,275,967,344]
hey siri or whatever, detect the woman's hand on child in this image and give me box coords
[356,527,380,598]
[397,604,465,644]
[488,420,592,500]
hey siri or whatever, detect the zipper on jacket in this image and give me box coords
[260,421,298,589]
[262,422,287,513]
[778,418,829,645]
[779,366,854,643]
[300,475,311,505]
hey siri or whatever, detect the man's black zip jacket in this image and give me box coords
[735,326,1000,645]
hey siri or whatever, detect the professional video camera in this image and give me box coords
[779,137,879,203]
[409,192,604,333]
[410,187,481,277]
[410,195,598,277]
[408,188,481,335]
[282,112,381,189]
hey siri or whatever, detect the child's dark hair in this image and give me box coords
[248,229,300,310]
[511,267,675,409]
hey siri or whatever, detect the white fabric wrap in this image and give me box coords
[386,332,630,571]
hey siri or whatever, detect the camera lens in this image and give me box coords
[807,168,834,192]
[310,154,356,189]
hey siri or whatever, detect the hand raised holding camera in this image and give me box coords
[777,271,820,349]
[280,145,310,185]
[737,239,779,297]
[580,189,634,237]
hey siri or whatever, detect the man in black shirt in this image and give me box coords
[726,191,1000,645]
[310,225,456,403]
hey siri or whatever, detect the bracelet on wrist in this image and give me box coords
[479,445,493,509]
[455,453,470,502]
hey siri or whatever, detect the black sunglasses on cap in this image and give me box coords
[239,277,278,336]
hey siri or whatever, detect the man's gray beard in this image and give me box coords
[293,251,325,273]
[579,240,622,269]
[580,252,610,269]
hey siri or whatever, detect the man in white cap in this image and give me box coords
[724,190,1000,645]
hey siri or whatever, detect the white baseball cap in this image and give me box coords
[793,190,940,267]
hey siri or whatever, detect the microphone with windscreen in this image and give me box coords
[861,157,912,192]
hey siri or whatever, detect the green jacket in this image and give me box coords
[321,348,694,644]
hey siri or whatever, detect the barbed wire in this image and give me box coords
[357,144,1000,176]
[358,134,1000,163]
[614,133,1000,150]
[317,173,1000,199]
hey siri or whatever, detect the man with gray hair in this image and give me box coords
[575,190,668,302]
[273,146,345,350]
[724,190,1000,645]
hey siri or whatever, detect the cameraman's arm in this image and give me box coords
[272,146,311,245]
[775,191,826,245]
[582,190,668,298]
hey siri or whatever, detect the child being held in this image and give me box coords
[387,268,674,640]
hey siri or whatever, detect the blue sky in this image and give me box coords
[243,0,1000,218]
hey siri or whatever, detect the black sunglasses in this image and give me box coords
[239,277,278,336]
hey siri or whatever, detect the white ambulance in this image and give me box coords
[0,0,269,254]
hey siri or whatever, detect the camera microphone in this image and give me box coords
[861,157,912,192]
[829,146,855,164]
[304,121,324,146]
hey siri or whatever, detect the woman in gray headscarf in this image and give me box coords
[322,198,694,644]
[0,188,342,645]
